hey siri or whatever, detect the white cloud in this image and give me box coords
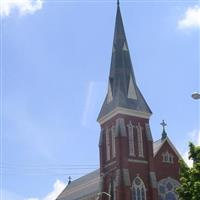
[182,129,200,167]
[188,129,200,146]
[178,5,200,29]
[26,179,65,200]
[0,0,44,16]
[81,81,95,127]
[182,149,193,168]
[43,180,65,200]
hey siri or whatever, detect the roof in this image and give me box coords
[56,169,100,200]
[153,139,163,155]
[98,4,152,121]
[153,137,183,160]
[56,138,182,200]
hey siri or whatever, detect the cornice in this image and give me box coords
[98,107,151,125]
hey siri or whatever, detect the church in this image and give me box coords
[56,1,182,200]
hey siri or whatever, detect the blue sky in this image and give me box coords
[0,0,199,199]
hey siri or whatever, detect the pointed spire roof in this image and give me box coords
[98,3,152,122]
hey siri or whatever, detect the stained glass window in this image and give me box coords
[158,177,180,200]
[132,177,146,200]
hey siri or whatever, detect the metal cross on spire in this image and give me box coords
[160,120,167,130]
[117,0,120,6]
[160,120,167,140]
[68,176,72,185]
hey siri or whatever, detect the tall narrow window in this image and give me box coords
[162,151,174,163]
[136,123,144,157]
[132,176,146,200]
[109,180,116,200]
[106,128,111,161]
[111,125,116,158]
[127,121,135,156]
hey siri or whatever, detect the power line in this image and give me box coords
[0,163,99,177]
[1,162,99,166]
[0,172,89,176]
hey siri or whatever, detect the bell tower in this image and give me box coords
[97,1,158,200]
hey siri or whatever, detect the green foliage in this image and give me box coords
[176,143,200,200]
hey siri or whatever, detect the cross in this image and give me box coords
[68,176,72,185]
[160,120,167,131]
[117,0,120,6]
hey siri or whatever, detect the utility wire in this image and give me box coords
[0,163,99,177]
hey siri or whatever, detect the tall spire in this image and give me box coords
[98,2,152,122]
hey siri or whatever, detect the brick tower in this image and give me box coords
[56,1,181,200]
[97,1,157,200]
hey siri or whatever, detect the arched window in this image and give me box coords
[162,151,174,163]
[136,123,144,157]
[158,177,180,200]
[127,121,135,156]
[111,125,116,158]
[106,128,111,161]
[132,176,146,200]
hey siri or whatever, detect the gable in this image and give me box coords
[153,137,182,160]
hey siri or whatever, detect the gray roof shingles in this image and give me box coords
[97,4,152,121]
[56,169,100,200]
[153,139,163,155]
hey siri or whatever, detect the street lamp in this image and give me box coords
[96,192,111,200]
[192,92,200,100]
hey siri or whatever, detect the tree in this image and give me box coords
[176,142,200,200]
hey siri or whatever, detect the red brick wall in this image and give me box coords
[154,141,180,182]
[99,114,156,200]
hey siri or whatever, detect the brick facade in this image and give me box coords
[98,114,180,200]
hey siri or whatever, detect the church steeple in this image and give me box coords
[98,3,156,200]
[98,2,152,122]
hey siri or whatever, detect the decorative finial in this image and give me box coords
[160,120,167,140]
[160,120,167,130]
[117,0,120,6]
[68,176,72,185]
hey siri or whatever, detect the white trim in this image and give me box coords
[154,137,183,160]
[162,151,174,163]
[98,107,151,125]
[127,121,135,156]
[158,177,180,186]
[128,76,137,100]
[136,123,144,158]
[123,42,128,51]
[104,161,116,168]
[107,82,113,104]
[166,138,183,160]
[132,176,146,200]
[111,125,116,158]
[128,159,148,164]
[106,128,111,161]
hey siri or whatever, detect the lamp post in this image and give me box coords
[191,92,200,100]
[96,192,111,200]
